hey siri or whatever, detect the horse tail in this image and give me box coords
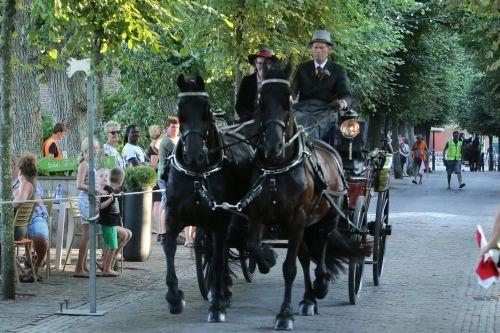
[324,229,372,279]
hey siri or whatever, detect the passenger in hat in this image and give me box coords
[291,29,352,110]
[235,48,279,122]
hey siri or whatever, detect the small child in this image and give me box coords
[98,167,132,276]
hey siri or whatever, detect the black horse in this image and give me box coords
[162,75,252,322]
[246,63,371,330]
[463,136,481,172]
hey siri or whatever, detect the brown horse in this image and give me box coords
[246,63,370,330]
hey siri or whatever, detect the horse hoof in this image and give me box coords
[313,278,329,299]
[258,264,270,274]
[274,317,293,331]
[168,299,185,314]
[165,290,185,314]
[222,296,232,309]
[207,311,226,323]
[298,300,317,316]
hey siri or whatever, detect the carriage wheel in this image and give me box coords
[240,250,257,282]
[373,190,389,286]
[194,228,213,300]
[348,196,367,305]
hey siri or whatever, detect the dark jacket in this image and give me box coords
[235,72,258,122]
[291,60,352,106]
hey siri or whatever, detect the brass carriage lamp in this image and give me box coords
[340,110,361,160]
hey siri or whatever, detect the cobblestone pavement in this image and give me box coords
[1,171,499,332]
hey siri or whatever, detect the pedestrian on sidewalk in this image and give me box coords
[399,136,410,176]
[74,137,107,278]
[411,134,427,185]
[443,131,466,190]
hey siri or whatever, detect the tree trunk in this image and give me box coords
[391,120,403,179]
[233,3,245,120]
[488,135,494,171]
[1,0,17,300]
[44,65,87,156]
[12,0,42,156]
[366,111,384,150]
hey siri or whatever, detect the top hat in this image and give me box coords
[309,30,333,46]
[248,48,278,64]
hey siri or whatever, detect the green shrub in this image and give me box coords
[123,166,157,190]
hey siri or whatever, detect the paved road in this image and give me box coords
[1,171,499,332]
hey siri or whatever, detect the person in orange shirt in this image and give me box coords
[411,135,428,185]
[42,123,68,159]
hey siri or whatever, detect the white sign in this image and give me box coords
[66,58,91,77]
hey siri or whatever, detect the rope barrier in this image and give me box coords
[0,188,166,206]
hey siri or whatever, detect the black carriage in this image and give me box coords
[336,110,392,304]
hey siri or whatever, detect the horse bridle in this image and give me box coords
[177,92,212,151]
[258,79,295,155]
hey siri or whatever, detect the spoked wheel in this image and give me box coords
[373,190,390,286]
[194,228,213,300]
[348,196,367,305]
[240,250,257,282]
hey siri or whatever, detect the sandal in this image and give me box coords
[184,242,194,248]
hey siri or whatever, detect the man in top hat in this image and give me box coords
[291,30,352,144]
[235,48,278,122]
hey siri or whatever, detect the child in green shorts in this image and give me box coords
[98,167,132,276]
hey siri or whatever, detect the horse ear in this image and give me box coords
[177,74,186,91]
[195,76,205,91]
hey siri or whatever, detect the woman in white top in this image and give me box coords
[102,121,126,169]
[122,124,147,167]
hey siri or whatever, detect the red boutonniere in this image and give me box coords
[318,69,331,80]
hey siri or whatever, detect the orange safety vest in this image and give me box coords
[42,137,62,159]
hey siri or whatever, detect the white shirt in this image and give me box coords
[103,143,126,169]
[122,143,146,166]
[314,60,328,73]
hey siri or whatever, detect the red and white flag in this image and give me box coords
[475,224,499,289]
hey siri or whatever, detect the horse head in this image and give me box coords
[176,74,213,168]
[257,60,293,164]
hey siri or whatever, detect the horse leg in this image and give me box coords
[246,221,277,274]
[298,242,318,316]
[275,218,305,331]
[208,229,227,323]
[312,210,337,300]
[162,215,185,314]
[222,247,233,308]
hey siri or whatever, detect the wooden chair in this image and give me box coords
[62,199,103,272]
[13,202,37,283]
[62,199,83,272]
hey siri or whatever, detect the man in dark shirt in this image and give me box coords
[291,30,352,144]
